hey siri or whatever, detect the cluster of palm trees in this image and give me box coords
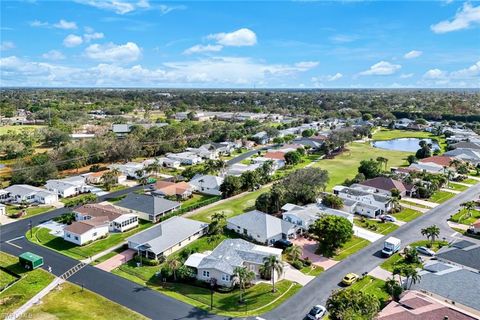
[421,224,441,245]
[458,201,477,223]
[100,167,121,191]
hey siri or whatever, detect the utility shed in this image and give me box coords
[19,252,44,270]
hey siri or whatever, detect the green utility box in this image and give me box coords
[19,252,44,270]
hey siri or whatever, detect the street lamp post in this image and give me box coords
[209,278,217,310]
[28,219,33,238]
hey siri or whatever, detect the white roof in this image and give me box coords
[190,174,224,189]
[184,253,208,268]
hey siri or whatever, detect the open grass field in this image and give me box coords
[354,219,399,235]
[393,208,423,222]
[400,200,431,209]
[0,125,45,134]
[350,276,389,305]
[449,208,480,225]
[0,269,17,288]
[333,235,370,261]
[189,186,271,222]
[429,190,456,203]
[313,141,411,191]
[0,252,54,317]
[180,193,218,209]
[27,220,153,260]
[27,282,147,320]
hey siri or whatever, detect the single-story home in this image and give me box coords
[156,157,181,169]
[225,163,262,176]
[2,184,58,204]
[189,174,224,196]
[127,216,208,260]
[252,131,269,145]
[185,238,283,287]
[45,176,89,198]
[227,210,297,245]
[407,162,445,174]
[73,203,139,232]
[419,155,455,167]
[444,148,480,165]
[166,152,203,165]
[354,177,416,197]
[281,203,353,231]
[83,170,127,185]
[108,162,146,179]
[150,181,193,199]
[63,218,110,245]
[115,193,181,222]
[333,185,393,217]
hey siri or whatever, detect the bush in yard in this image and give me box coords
[326,289,380,320]
[53,212,76,225]
[134,255,160,266]
[321,194,344,209]
[309,215,354,258]
[291,259,304,270]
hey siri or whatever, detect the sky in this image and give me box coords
[0,0,479,88]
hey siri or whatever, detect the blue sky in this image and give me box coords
[1,0,479,88]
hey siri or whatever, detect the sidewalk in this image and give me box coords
[353,226,383,242]
[368,266,392,281]
[447,221,469,231]
[402,197,438,208]
[82,241,127,264]
[400,202,429,213]
[441,188,461,194]
[7,277,65,320]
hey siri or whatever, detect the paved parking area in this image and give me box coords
[292,237,338,270]
[39,220,66,237]
[283,264,314,286]
[353,226,383,242]
[96,249,136,272]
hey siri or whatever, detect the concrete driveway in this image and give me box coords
[292,237,338,270]
[283,264,314,286]
[96,249,136,272]
[353,226,383,242]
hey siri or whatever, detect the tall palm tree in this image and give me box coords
[263,255,284,292]
[376,157,389,171]
[421,225,440,245]
[285,245,302,262]
[167,258,181,281]
[233,266,255,302]
[460,201,476,222]
[407,268,421,289]
[110,167,121,177]
[392,264,403,286]
[146,160,161,177]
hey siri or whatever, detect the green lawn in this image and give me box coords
[273,154,321,179]
[6,205,54,219]
[27,282,147,320]
[381,240,447,272]
[0,252,55,316]
[313,141,411,191]
[27,220,153,260]
[444,182,469,192]
[90,246,128,265]
[463,178,479,185]
[0,125,45,134]
[449,208,480,225]
[354,219,399,235]
[393,208,423,222]
[400,200,431,209]
[0,269,17,288]
[428,190,456,203]
[180,193,217,209]
[333,236,370,261]
[189,186,271,223]
[300,265,324,276]
[350,276,389,305]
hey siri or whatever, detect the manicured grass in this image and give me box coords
[90,246,127,265]
[333,236,370,261]
[300,265,324,276]
[0,125,45,134]
[380,240,448,272]
[0,252,54,316]
[445,182,469,192]
[354,219,399,235]
[189,186,271,222]
[180,193,217,209]
[273,154,321,179]
[313,141,411,191]
[6,205,54,219]
[400,200,431,209]
[428,190,456,203]
[372,128,439,141]
[449,208,480,225]
[393,208,423,222]
[0,269,17,288]
[350,276,389,305]
[27,220,153,260]
[27,282,147,320]
[463,178,479,185]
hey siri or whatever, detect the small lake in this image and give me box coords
[372,138,440,152]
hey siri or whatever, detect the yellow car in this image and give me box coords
[342,273,359,286]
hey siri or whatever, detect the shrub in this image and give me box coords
[134,255,160,266]
[291,259,304,270]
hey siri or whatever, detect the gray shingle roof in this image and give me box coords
[227,210,296,240]
[436,243,480,271]
[127,216,207,255]
[116,193,180,216]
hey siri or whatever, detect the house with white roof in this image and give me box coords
[166,152,203,165]
[333,185,393,218]
[127,216,208,260]
[109,162,146,179]
[45,176,89,198]
[281,203,353,231]
[189,174,224,196]
[156,157,181,169]
[226,163,262,177]
[185,238,283,287]
[227,210,297,245]
[2,184,58,204]
[408,162,445,174]
[252,131,269,145]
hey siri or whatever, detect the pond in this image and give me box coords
[372,138,440,152]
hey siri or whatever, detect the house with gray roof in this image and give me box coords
[115,193,180,222]
[227,210,297,245]
[184,238,283,287]
[444,148,480,165]
[127,216,208,260]
[2,184,58,205]
[436,240,480,272]
[333,185,393,218]
[281,203,353,231]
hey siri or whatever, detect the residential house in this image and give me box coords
[407,162,445,174]
[73,203,138,232]
[376,290,477,320]
[150,181,193,199]
[444,148,480,165]
[252,156,284,171]
[185,239,283,287]
[45,176,89,198]
[471,219,480,234]
[293,137,323,151]
[112,123,168,136]
[189,174,224,196]
[226,163,262,176]
[83,170,127,185]
[435,240,480,272]
[63,218,110,245]
[450,141,480,150]
[281,203,353,231]
[252,131,269,145]
[394,118,415,129]
[109,162,146,179]
[419,155,455,167]
[156,157,181,169]
[127,216,208,260]
[354,177,416,197]
[166,152,203,165]
[2,184,58,204]
[226,210,297,245]
[115,193,181,222]
[333,185,392,218]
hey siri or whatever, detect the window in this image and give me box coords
[93,232,97,236]
[202,271,210,278]
[221,274,230,281]
[74,236,79,240]
[66,233,71,238]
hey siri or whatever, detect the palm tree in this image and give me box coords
[167,259,181,281]
[459,201,476,223]
[392,264,403,286]
[385,277,401,301]
[390,196,401,213]
[449,159,462,169]
[406,268,421,289]
[209,212,226,236]
[285,245,302,262]
[110,167,121,178]
[146,160,161,177]
[376,156,389,171]
[263,255,284,292]
[233,266,255,302]
[421,225,440,245]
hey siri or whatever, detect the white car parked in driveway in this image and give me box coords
[416,246,435,256]
[379,214,397,222]
[306,305,326,320]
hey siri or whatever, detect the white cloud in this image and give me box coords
[450,60,480,78]
[183,44,223,55]
[327,72,343,81]
[42,50,65,60]
[63,34,83,47]
[294,61,319,70]
[83,32,104,42]
[207,28,257,47]
[30,20,49,27]
[311,73,343,87]
[1,41,15,51]
[359,61,401,76]
[75,0,184,15]
[84,42,141,63]
[420,61,480,87]
[400,73,414,79]
[431,2,480,33]
[423,68,447,79]
[329,34,357,43]
[403,50,423,59]
[53,19,78,30]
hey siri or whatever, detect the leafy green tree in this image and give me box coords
[301,129,315,137]
[415,140,432,159]
[321,194,344,209]
[240,170,261,191]
[407,155,418,165]
[309,215,353,257]
[219,175,243,198]
[101,171,118,191]
[385,277,403,301]
[284,151,302,165]
[326,289,380,320]
[358,159,382,179]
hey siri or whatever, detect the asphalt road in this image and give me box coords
[226,145,273,166]
[262,184,480,320]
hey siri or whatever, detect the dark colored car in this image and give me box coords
[274,239,293,250]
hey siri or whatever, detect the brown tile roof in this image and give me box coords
[420,156,454,167]
[359,177,409,193]
[153,181,192,196]
[64,217,109,235]
[74,204,127,221]
[311,134,328,142]
[264,151,286,161]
